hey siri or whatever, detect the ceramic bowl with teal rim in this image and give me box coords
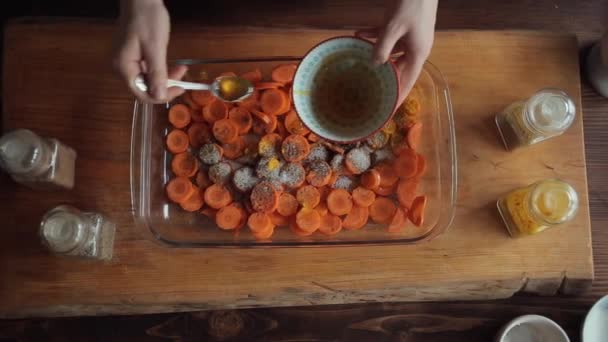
[292,36,400,143]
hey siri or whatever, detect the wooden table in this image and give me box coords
[1,0,607,341]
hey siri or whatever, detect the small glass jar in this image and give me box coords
[497,179,579,238]
[0,129,77,190]
[40,205,116,260]
[495,89,576,150]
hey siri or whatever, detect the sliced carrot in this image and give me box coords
[171,152,199,178]
[260,88,290,116]
[216,203,247,230]
[182,91,202,111]
[307,132,320,143]
[250,108,272,125]
[252,225,275,240]
[415,154,427,178]
[366,130,389,150]
[203,99,228,123]
[284,110,310,136]
[406,122,423,151]
[255,82,283,90]
[322,141,345,155]
[180,186,204,212]
[187,122,212,149]
[271,64,297,84]
[290,220,314,237]
[296,207,321,233]
[296,185,321,208]
[277,193,299,217]
[250,181,279,213]
[195,170,212,188]
[318,214,342,236]
[168,104,191,129]
[166,177,195,203]
[327,172,339,188]
[166,129,189,154]
[198,143,223,165]
[390,131,409,156]
[375,162,399,188]
[404,97,421,115]
[222,136,245,160]
[212,118,239,144]
[276,118,289,139]
[352,186,376,207]
[344,148,371,175]
[397,178,419,209]
[201,207,218,220]
[228,107,253,134]
[369,197,397,224]
[252,116,266,136]
[342,205,369,230]
[393,148,418,179]
[269,211,289,227]
[247,212,274,233]
[314,201,329,217]
[409,195,427,227]
[264,113,278,134]
[306,161,332,187]
[258,133,282,157]
[374,183,397,196]
[238,90,260,110]
[387,207,407,233]
[281,162,306,189]
[241,69,263,84]
[191,90,215,107]
[327,189,353,216]
[281,134,310,162]
[361,169,381,191]
[204,184,233,209]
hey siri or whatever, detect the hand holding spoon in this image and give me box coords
[134,75,254,102]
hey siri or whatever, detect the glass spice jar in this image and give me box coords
[39,205,116,260]
[497,179,579,238]
[495,89,576,150]
[0,129,77,190]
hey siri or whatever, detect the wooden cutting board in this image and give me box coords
[0,21,592,318]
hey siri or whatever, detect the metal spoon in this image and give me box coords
[133,75,254,102]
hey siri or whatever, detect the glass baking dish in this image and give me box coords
[130,57,457,247]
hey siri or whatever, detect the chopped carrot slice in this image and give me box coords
[187,122,211,149]
[374,183,396,196]
[191,90,215,107]
[314,201,329,217]
[307,132,320,143]
[393,148,418,179]
[168,104,191,129]
[407,122,423,151]
[166,177,195,203]
[409,195,427,227]
[182,91,202,111]
[250,181,279,213]
[375,162,399,188]
[345,148,371,175]
[361,169,381,191]
[369,197,397,224]
[216,203,247,230]
[296,207,321,233]
[318,214,342,235]
[296,185,321,208]
[352,186,376,207]
[213,118,239,144]
[228,107,253,134]
[284,110,310,136]
[282,134,310,162]
[258,133,282,157]
[255,82,283,90]
[260,88,290,116]
[204,184,233,209]
[415,154,427,178]
[201,207,218,220]
[240,69,262,84]
[238,90,259,110]
[250,108,272,125]
[290,220,314,237]
[222,136,245,159]
[264,113,278,134]
[252,225,275,240]
[306,161,332,187]
[397,178,419,209]
[203,99,228,123]
[276,118,289,139]
[326,189,353,216]
[277,193,299,217]
[195,170,212,188]
[342,205,369,230]
[271,64,297,84]
[166,129,189,154]
[171,152,199,178]
[269,211,289,227]
[180,186,205,212]
[247,212,275,233]
[388,207,407,233]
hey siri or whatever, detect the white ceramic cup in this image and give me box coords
[495,314,569,342]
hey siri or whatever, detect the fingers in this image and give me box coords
[142,39,169,101]
[355,28,380,40]
[165,65,189,102]
[113,38,160,103]
[394,52,426,105]
[372,23,403,65]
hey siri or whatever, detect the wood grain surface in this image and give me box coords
[0,0,608,340]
